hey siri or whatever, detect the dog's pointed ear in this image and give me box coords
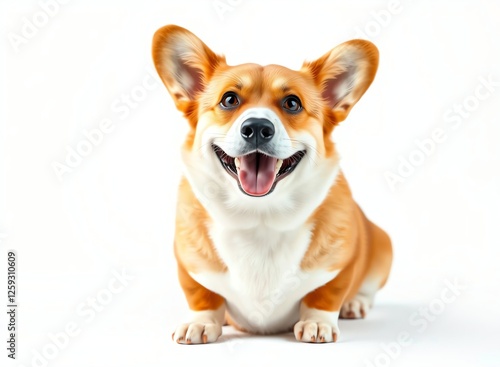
[152,25,225,112]
[302,40,378,123]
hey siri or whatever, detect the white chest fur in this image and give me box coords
[190,222,339,334]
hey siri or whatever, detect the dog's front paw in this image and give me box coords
[340,294,371,319]
[172,322,222,344]
[293,320,339,343]
[294,305,340,343]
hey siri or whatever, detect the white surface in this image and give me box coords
[1,0,499,366]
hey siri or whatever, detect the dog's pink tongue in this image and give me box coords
[238,153,277,196]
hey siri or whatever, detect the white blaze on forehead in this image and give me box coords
[235,107,282,126]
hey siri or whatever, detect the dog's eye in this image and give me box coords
[282,95,302,113]
[220,92,240,110]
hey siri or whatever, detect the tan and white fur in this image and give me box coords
[152,25,392,344]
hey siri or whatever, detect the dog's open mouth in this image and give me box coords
[213,145,306,197]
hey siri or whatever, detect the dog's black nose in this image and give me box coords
[240,118,275,145]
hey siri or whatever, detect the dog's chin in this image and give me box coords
[212,145,306,197]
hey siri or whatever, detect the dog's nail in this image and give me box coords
[202,334,208,344]
[332,333,338,343]
[311,335,316,342]
[297,331,303,340]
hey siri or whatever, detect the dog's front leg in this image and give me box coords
[172,262,225,344]
[294,264,355,343]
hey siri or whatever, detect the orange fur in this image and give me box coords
[176,255,225,311]
[174,177,226,274]
[301,172,392,311]
[152,25,392,341]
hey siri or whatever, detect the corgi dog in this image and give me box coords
[152,25,392,344]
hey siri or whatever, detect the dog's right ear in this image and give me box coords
[152,25,225,112]
[302,39,378,123]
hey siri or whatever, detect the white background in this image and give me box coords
[1,0,500,366]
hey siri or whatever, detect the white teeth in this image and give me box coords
[235,157,240,170]
[275,159,283,175]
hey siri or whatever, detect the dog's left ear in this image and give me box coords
[152,25,225,113]
[302,40,378,123]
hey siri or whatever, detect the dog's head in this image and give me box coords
[152,25,378,218]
